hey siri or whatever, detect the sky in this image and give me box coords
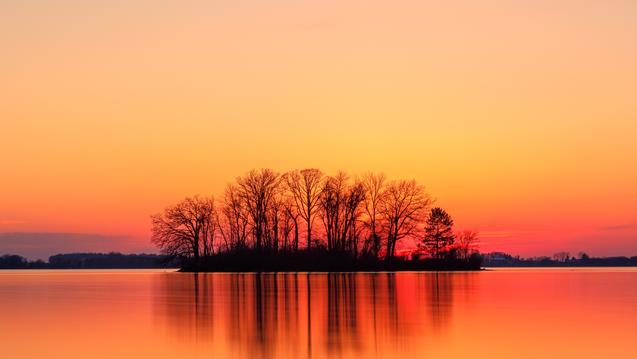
[1,0,636,259]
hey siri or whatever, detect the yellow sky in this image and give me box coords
[1,0,636,258]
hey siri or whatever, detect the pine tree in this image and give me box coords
[421,207,455,258]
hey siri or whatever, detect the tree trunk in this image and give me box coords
[294,219,299,251]
[307,219,312,250]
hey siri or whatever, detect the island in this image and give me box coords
[151,168,482,272]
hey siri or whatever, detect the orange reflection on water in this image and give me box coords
[155,272,467,358]
[1,269,636,359]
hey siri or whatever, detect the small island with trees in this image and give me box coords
[151,168,482,272]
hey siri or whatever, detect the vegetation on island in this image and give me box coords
[150,168,481,271]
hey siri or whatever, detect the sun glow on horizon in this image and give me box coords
[1,0,636,259]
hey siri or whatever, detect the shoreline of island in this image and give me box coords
[177,250,482,272]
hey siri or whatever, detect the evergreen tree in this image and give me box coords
[421,207,455,258]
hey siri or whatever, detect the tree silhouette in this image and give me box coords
[151,195,216,262]
[219,184,250,251]
[282,197,300,251]
[361,172,386,257]
[319,172,365,253]
[236,169,280,251]
[148,167,481,271]
[380,180,432,260]
[553,252,570,262]
[421,207,454,259]
[284,169,324,249]
[455,230,479,260]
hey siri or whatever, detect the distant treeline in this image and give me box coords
[151,168,481,271]
[0,253,177,269]
[482,252,637,267]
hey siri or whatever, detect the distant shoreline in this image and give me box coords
[4,252,637,270]
[483,264,637,268]
[482,252,637,267]
[0,252,176,270]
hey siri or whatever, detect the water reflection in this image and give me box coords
[3,269,636,359]
[154,272,475,359]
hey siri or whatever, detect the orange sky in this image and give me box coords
[1,1,636,259]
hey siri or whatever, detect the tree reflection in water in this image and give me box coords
[154,272,475,359]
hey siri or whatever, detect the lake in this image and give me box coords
[0,268,635,358]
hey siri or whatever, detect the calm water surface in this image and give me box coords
[1,268,635,358]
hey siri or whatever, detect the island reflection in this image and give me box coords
[154,272,476,359]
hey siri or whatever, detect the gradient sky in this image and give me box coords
[2,0,636,259]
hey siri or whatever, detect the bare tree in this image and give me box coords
[343,181,366,254]
[280,202,294,251]
[236,168,280,251]
[282,197,300,251]
[219,184,250,251]
[320,172,348,251]
[319,172,365,253]
[151,195,216,262]
[553,252,570,262]
[267,191,286,252]
[380,180,432,260]
[201,199,218,257]
[284,168,324,249]
[455,230,479,260]
[361,172,386,257]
